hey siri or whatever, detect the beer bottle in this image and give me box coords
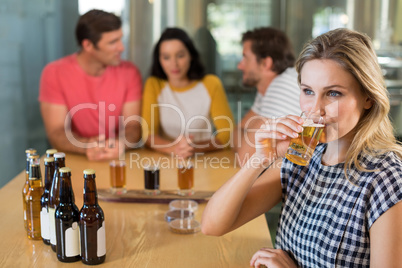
[55,167,80,262]
[46,149,58,158]
[49,152,66,252]
[26,155,44,239]
[40,157,55,245]
[22,148,37,230]
[80,169,106,265]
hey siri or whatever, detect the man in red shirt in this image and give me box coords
[39,10,142,161]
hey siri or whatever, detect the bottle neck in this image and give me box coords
[55,158,65,170]
[50,160,64,200]
[28,165,43,187]
[44,162,55,190]
[59,174,75,204]
[29,179,43,188]
[25,158,33,181]
[83,177,98,205]
[52,158,66,189]
[25,159,29,174]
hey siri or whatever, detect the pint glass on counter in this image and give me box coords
[144,165,160,195]
[177,161,194,196]
[109,160,126,194]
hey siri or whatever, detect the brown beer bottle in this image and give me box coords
[40,157,55,245]
[49,152,66,252]
[46,149,58,158]
[55,167,81,262]
[80,169,106,265]
[26,155,44,240]
[22,148,37,230]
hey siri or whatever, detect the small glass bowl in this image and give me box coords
[169,218,201,234]
[164,209,194,222]
[169,199,198,212]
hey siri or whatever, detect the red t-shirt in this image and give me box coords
[39,54,142,138]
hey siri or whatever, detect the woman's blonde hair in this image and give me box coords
[296,28,402,174]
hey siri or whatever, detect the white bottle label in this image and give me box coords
[49,208,56,245]
[40,207,50,240]
[65,222,80,257]
[24,210,26,221]
[97,222,106,257]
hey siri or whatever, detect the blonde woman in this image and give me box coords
[202,28,402,267]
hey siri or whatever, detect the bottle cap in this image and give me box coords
[28,154,40,159]
[59,167,71,173]
[44,157,55,163]
[83,169,95,175]
[54,152,66,159]
[46,149,58,155]
[25,148,37,154]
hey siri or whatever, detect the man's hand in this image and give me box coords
[86,135,125,161]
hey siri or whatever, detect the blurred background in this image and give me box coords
[1,0,401,193]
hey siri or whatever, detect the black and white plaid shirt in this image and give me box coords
[276,144,402,267]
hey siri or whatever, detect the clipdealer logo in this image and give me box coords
[63,100,340,166]
[64,102,235,150]
[63,101,271,151]
[127,152,281,170]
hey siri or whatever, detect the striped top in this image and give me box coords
[142,75,234,144]
[251,67,301,118]
[276,143,402,267]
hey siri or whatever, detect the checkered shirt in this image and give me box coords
[276,144,402,267]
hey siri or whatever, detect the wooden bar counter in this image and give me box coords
[0,148,272,267]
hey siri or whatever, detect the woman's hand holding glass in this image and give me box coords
[285,112,325,166]
[254,115,304,165]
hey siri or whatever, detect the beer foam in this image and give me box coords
[303,119,324,127]
[303,123,325,127]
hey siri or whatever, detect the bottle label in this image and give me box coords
[97,222,106,257]
[49,208,56,245]
[40,207,50,240]
[65,222,80,257]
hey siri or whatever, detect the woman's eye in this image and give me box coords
[328,91,342,97]
[303,88,314,95]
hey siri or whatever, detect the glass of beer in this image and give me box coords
[177,161,194,196]
[144,165,160,195]
[109,160,127,194]
[285,112,325,166]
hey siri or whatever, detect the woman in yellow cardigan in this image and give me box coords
[142,28,234,158]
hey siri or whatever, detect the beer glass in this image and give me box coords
[177,161,194,196]
[144,165,160,195]
[285,112,325,166]
[109,160,127,194]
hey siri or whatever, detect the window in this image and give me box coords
[78,0,125,15]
